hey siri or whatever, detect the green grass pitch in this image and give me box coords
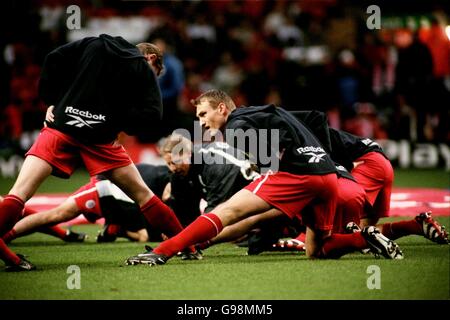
[0,168,448,300]
[0,220,449,300]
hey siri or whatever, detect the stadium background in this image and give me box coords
[0,0,449,173]
[0,0,448,301]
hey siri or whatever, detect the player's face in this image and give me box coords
[163,152,191,176]
[145,53,162,76]
[196,99,227,135]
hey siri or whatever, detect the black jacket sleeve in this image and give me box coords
[169,173,202,226]
[202,163,244,213]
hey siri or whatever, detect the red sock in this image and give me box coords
[154,213,223,258]
[295,233,306,243]
[141,196,184,237]
[0,238,20,265]
[106,224,122,236]
[2,229,17,243]
[22,206,67,240]
[0,195,24,236]
[320,233,367,259]
[196,240,212,250]
[380,219,422,240]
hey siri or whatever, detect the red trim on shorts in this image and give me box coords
[71,180,102,222]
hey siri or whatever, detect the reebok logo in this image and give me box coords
[297,146,326,163]
[361,138,380,148]
[304,152,326,163]
[65,106,106,128]
[296,146,325,154]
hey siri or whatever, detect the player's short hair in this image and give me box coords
[136,42,164,76]
[159,133,192,156]
[190,89,236,111]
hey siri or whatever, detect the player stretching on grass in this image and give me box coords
[272,111,449,249]
[3,167,165,246]
[259,111,448,252]
[0,35,187,271]
[5,134,260,261]
[125,89,403,266]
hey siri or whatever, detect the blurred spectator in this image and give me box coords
[1,0,449,155]
[178,72,213,138]
[419,18,450,141]
[144,35,185,142]
[185,14,217,72]
[334,48,363,117]
[276,15,304,47]
[395,31,434,141]
[180,72,210,114]
[212,52,243,94]
[343,102,388,139]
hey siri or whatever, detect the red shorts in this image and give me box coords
[245,171,338,231]
[70,177,103,222]
[26,127,132,178]
[332,178,365,233]
[351,152,393,218]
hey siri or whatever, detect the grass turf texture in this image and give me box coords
[0,168,449,195]
[0,168,448,299]
[0,217,449,300]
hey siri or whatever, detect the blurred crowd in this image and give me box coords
[0,0,449,154]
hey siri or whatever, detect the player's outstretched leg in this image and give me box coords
[415,212,448,244]
[4,253,36,272]
[378,211,448,244]
[125,213,222,266]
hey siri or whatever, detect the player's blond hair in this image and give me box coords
[136,42,164,76]
[190,89,236,111]
[159,133,192,156]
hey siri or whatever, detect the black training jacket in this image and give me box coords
[190,142,255,213]
[290,110,387,172]
[226,105,337,175]
[39,34,162,144]
[328,128,387,171]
